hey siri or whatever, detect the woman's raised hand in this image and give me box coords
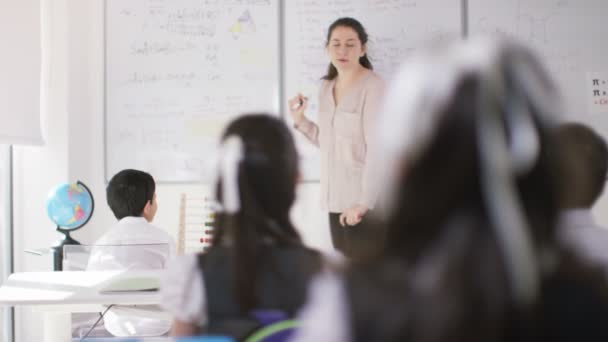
[288,93,308,125]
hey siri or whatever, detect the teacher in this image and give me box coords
[289,17,385,258]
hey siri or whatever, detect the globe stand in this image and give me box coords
[51,227,81,271]
[46,180,94,271]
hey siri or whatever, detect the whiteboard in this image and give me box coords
[284,0,463,180]
[105,0,279,182]
[468,0,608,132]
[468,0,608,226]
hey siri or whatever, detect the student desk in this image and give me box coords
[0,270,163,342]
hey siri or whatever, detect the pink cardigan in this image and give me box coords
[296,70,385,213]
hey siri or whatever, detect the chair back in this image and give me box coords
[63,243,171,271]
[63,243,171,340]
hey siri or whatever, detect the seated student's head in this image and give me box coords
[214,113,300,241]
[378,37,562,260]
[350,38,566,341]
[212,114,304,309]
[107,169,157,221]
[556,122,608,209]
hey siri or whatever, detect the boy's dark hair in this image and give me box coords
[557,122,608,208]
[106,169,155,219]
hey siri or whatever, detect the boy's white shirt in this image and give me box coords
[86,216,175,337]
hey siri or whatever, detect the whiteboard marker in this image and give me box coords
[291,98,304,111]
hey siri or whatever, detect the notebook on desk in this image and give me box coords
[98,275,160,293]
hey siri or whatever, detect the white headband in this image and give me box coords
[215,136,244,214]
[372,39,500,215]
[374,37,561,307]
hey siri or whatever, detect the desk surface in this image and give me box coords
[0,270,162,307]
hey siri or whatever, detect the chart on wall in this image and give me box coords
[283,0,463,180]
[468,0,608,130]
[105,0,279,182]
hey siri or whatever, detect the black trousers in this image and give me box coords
[328,212,384,259]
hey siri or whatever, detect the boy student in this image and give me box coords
[87,169,175,337]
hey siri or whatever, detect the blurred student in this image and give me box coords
[556,122,608,265]
[292,38,608,342]
[87,169,175,337]
[161,114,322,339]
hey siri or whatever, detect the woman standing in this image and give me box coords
[289,17,385,258]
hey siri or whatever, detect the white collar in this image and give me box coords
[117,216,149,225]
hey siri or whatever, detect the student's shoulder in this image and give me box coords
[145,222,174,240]
[92,224,122,244]
[144,221,166,232]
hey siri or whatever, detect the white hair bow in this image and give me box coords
[215,136,244,214]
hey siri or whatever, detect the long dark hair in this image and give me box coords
[347,40,589,342]
[322,17,373,80]
[384,78,560,264]
[212,114,303,313]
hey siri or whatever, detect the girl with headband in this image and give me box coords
[161,114,322,339]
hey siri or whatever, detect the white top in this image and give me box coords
[160,254,208,326]
[87,216,175,337]
[290,271,350,342]
[295,70,385,212]
[558,208,608,266]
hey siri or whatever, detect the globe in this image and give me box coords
[45,181,94,231]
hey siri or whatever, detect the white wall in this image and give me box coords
[11,1,330,340]
[12,0,67,339]
[12,1,70,340]
[0,1,43,146]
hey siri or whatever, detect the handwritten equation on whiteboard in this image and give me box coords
[469,0,607,121]
[588,73,608,114]
[106,0,279,182]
